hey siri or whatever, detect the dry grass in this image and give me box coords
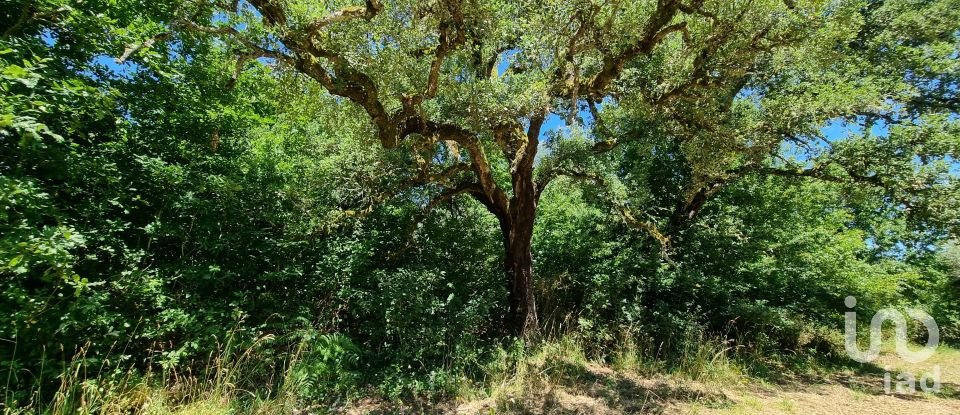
[450,336,740,415]
[2,331,301,415]
[679,345,960,415]
[448,338,960,415]
[7,334,960,415]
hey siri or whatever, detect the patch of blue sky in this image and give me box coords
[538,96,613,142]
[735,86,763,107]
[947,155,960,176]
[540,113,565,140]
[495,49,518,77]
[40,29,56,47]
[817,116,888,142]
[92,55,140,78]
[821,118,861,141]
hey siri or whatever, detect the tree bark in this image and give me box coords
[498,113,545,338]
[500,209,537,338]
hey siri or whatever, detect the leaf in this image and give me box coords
[7,255,24,268]
[2,65,40,88]
[2,64,29,79]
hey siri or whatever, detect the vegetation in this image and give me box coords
[1,0,958,413]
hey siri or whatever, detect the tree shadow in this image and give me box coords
[493,358,732,414]
[832,367,960,401]
[738,353,960,402]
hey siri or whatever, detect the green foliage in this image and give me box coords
[917,241,960,343]
[0,0,957,411]
[290,332,361,402]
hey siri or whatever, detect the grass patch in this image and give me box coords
[8,332,958,414]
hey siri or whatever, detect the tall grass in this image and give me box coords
[4,325,855,414]
[3,329,302,415]
[457,330,752,413]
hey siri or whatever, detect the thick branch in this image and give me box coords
[536,167,603,199]
[423,1,467,99]
[585,0,690,96]
[518,112,545,174]
[216,0,521,225]
[619,205,672,258]
[668,179,726,233]
[303,0,382,35]
[176,19,293,63]
[669,158,888,233]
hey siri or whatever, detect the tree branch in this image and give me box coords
[116,32,171,64]
[618,205,673,259]
[386,181,485,259]
[302,0,382,36]
[585,0,691,96]
[536,167,672,256]
[175,19,293,64]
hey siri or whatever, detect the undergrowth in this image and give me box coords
[1,326,863,414]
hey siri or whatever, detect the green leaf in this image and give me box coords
[2,64,29,79]
[7,255,24,268]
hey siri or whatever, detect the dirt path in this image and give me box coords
[339,348,960,414]
[451,349,960,415]
[681,349,960,415]
[680,383,960,415]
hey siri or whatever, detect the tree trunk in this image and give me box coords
[491,112,545,338]
[501,212,537,338]
[500,159,540,337]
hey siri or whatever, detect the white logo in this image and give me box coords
[844,296,938,363]
[843,296,941,394]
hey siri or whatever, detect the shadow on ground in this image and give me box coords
[730,348,960,400]
[458,358,730,415]
[342,350,960,414]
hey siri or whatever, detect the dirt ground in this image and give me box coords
[338,347,960,414]
[450,349,960,415]
[679,349,960,415]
